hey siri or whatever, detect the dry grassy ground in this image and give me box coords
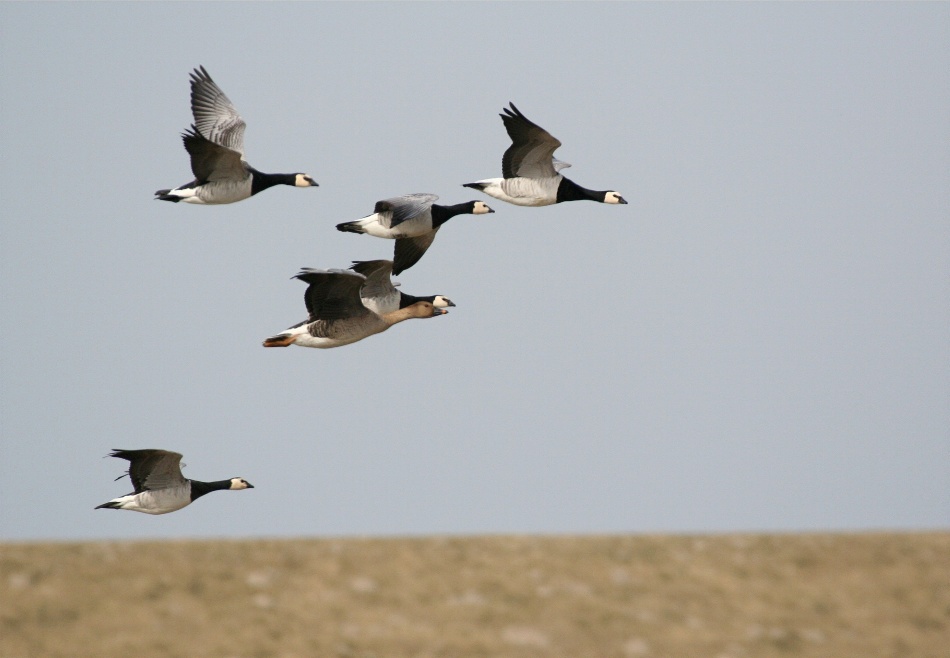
[1,533,947,658]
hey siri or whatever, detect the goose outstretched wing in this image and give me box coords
[109,449,187,493]
[500,103,561,180]
[294,269,369,321]
[189,66,247,158]
[393,231,438,275]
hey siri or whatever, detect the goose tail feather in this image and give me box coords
[154,190,183,202]
[263,333,295,347]
[336,221,365,234]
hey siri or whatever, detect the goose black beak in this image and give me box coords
[446,300,457,307]
[246,483,255,488]
[618,197,628,204]
[488,208,496,213]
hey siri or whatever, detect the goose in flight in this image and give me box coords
[464,103,626,207]
[95,449,253,515]
[349,260,455,315]
[155,66,317,204]
[263,268,447,349]
[336,193,494,274]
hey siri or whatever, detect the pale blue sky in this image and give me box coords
[1,2,948,541]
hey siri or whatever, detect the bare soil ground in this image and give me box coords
[1,532,947,658]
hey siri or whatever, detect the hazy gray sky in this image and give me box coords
[1,3,948,541]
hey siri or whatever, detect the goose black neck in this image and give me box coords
[556,177,607,203]
[430,202,475,228]
[398,292,435,309]
[190,479,232,501]
[250,169,297,196]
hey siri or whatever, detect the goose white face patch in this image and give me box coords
[472,201,494,215]
[295,174,317,187]
[230,478,253,490]
[604,192,626,204]
[432,296,455,308]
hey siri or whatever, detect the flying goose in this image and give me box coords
[349,259,456,315]
[463,103,627,207]
[263,268,447,349]
[335,193,494,275]
[155,66,317,204]
[95,449,253,515]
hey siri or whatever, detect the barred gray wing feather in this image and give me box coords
[350,260,397,297]
[500,103,561,180]
[374,193,439,228]
[190,66,247,158]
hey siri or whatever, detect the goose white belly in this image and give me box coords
[196,177,254,204]
[106,486,192,515]
[351,213,433,239]
[291,333,364,349]
[169,177,253,205]
[285,318,387,348]
[472,177,560,207]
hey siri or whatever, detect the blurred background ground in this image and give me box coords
[1,532,947,657]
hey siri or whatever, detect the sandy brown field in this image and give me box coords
[1,533,947,658]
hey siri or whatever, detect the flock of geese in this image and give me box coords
[97,66,627,515]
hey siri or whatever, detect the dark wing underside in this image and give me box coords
[294,269,370,321]
[393,230,438,275]
[109,449,186,493]
[182,127,247,183]
[500,103,561,180]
